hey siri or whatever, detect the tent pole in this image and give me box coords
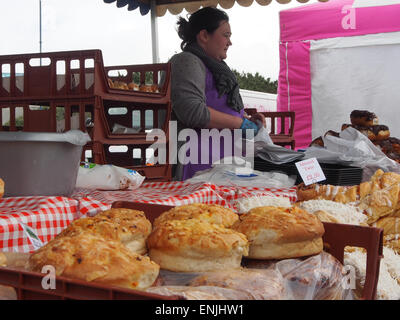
[150,0,160,63]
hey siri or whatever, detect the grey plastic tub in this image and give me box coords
[0,130,91,197]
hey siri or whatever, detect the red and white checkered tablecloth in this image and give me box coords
[72,182,298,217]
[0,197,79,252]
[0,182,297,252]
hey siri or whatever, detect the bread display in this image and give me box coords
[153,203,239,228]
[0,178,4,199]
[28,232,160,290]
[297,199,368,226]
[311,109,400,164]
[232,206,324,259]
[58,208,152,255]
[350,110,379,127]
[147,219,249,272]
[341,124,390,141]
[188,268,286,300]
[296,170,400,225]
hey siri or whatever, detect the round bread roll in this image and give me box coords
[350,110,378,127]
[147,219,249,272]
[189,268,286,300]
[28,232,159,290]
[153,203,239,228]
[232,206,325,259]
[58,208,152,255]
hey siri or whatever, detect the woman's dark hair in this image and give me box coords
[177,7,229,50]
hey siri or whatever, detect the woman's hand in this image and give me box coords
[244,112,266,128]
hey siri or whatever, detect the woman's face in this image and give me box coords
[202,20,232,61]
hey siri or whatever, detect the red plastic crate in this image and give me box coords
[0,49,172,181]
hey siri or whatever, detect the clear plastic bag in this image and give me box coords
[244,251,354,300]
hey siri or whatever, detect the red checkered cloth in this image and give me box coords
[0,197,79,252]
[72,182,297,217]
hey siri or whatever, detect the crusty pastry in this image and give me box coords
[0,178,4,199]
[296,183,358,204]
[28,232,159,290]
[188,268,286,300]
[153,203,239,228]
[350,110,379,127]
[58,208,152,255]
[232,206,324,260]
[147,219,249,272]
[358,183,399,225]
[373,216,400,236]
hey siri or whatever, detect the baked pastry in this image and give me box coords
[373,216,400,235]
[350,110,379,127]
[128,82,139,91]
[358,182,399,224]
[309,136,324,147]
[0,252,6,267]
[0,178,3,199]
[153,203,239,228]
[274,251,348,300]
[341,123,390,141]
[147,219,249,272]
[296,183,358,204]
[189,268,286,300]
[28,232,159,290]
[232,206,324,259]
[58,208,152,255]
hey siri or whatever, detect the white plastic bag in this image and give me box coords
[305,127,400,181]
[75,163,145,190]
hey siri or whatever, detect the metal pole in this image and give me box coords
[39,0,42,65]
[150,0,160,63]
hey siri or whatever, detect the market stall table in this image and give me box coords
[0,181,297,252]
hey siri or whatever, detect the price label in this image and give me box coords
[295,157,326,186]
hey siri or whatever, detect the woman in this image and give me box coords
[170,6,265,180]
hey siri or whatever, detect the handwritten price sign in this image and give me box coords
[295,157,326,186]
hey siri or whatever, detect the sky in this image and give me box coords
[0,0,318,81]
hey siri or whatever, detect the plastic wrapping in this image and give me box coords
[146,252,353,300]
[75,163,145,190]
[304,127,400,181]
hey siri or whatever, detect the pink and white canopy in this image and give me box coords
[277,0,400,149]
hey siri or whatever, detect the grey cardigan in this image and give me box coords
[170,51,210,130]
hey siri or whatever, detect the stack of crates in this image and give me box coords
[0,49,172,181]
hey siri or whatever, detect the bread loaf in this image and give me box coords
[232,206,324,259]
[147,219,249,272]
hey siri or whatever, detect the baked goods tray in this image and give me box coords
[254,158,363,186]
[0,202,383,300]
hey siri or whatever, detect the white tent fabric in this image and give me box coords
[310,31,400,139]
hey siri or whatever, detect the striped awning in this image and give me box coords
[103,0,329,17]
